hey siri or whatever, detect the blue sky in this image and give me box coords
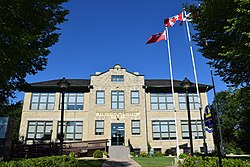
[16,0,227,103]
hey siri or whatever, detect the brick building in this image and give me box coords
[19,64,214,154]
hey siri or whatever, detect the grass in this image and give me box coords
[133,156,175,167]
[78,159,105,167]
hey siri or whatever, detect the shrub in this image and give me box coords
[103,151,108,156]
[130,152,135,157]
[179,153,188,159]
[0,155,78,167]
[93,150,103,158]
[179,156,250,167]
[139,151,148,157]
[154,151,164,157]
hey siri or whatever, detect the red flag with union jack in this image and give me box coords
[146,31,166,44]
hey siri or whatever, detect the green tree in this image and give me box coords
[0,0,69,104]
[187,0,250,87]
[0,102,22,142]
[214,87,250,154]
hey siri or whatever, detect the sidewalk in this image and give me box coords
[102,158,141,167]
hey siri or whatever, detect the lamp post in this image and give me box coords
[57,77,70,155]
[181,77,194,156]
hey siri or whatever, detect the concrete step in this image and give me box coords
[109,146,130,159]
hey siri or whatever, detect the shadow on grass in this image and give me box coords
[78,159,106,167]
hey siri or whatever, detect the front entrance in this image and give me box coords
[111,123,125,146]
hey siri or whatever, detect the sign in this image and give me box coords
[204,105,213,133]
[96,112,140,118]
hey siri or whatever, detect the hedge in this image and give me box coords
[179,156,250,167]
[0,154,78,167]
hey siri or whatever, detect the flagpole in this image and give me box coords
[165,28,180,158]
[184,11,208,154]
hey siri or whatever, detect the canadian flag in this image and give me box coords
[164,12,183,28]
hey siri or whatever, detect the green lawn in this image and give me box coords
[78,159,105,167]
[133,156,175,167]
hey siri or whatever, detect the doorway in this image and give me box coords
[111,123,125,146]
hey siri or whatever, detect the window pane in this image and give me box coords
[97,99,104,104]
[159,104,166,110]
[27,134,35,138]
[47,103,54,110]
[170,133,176,137]
[76,105,83,110]
[179,96,185,102]
[169,125,176,132]
[112,103,117,109]
[119,103,124,109]
[192,125,197,131]
[167,104,174,110]
[153,133,160,138]
[40,96,47,102]
[77,96,84,102]
[151,96,157,102]
[182,124,188,131]
[39,103,46,110]
[158,96,165,102]
[151,104,158,110]
[31,104,38,110]
[28,126,35,132]
[37,125,44,132]
[180,103,186,110]
[75,134,82,140]
[132,129,140,134]
[97,91,104,97]
[32,96,39,102]
[132,99,139,104]
[75,126,82,133]
[132,91,138,97]
[119,95,124,101]
[45,126,52,133]
[68,96,75,102]
[48,96,55,102]
[167,96,173,102]
[161,133,168,137]
[66,134,74,139]
[161,125,168,132]
[67,126,74,133]
[132,121,139,127]
[112,96,117,101]
[153,126,160,132]
[96,121,104,128]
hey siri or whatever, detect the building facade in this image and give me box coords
[19,64,214,154]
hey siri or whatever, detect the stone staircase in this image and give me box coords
[108,146,130,159]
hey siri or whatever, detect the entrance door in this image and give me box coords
[111,123,125,146]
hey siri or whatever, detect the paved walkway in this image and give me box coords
[102,158,141,167]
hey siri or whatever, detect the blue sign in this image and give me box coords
[204,105,213,133]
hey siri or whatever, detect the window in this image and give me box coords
[181,120,204,139]
[95,120,104,135]
[154,148,162,154]
[131,91,139,104]
[150,93,174,110]
[152,120,176,140]
[30,93,55,110]
[131,120,140,135]
[96,91,105,104]
[60,93,84,110]
[27,121,52,139]
[57,121,82,140]
[111,75,124,82]
[111,91,124,109]
[179,93,199,110]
